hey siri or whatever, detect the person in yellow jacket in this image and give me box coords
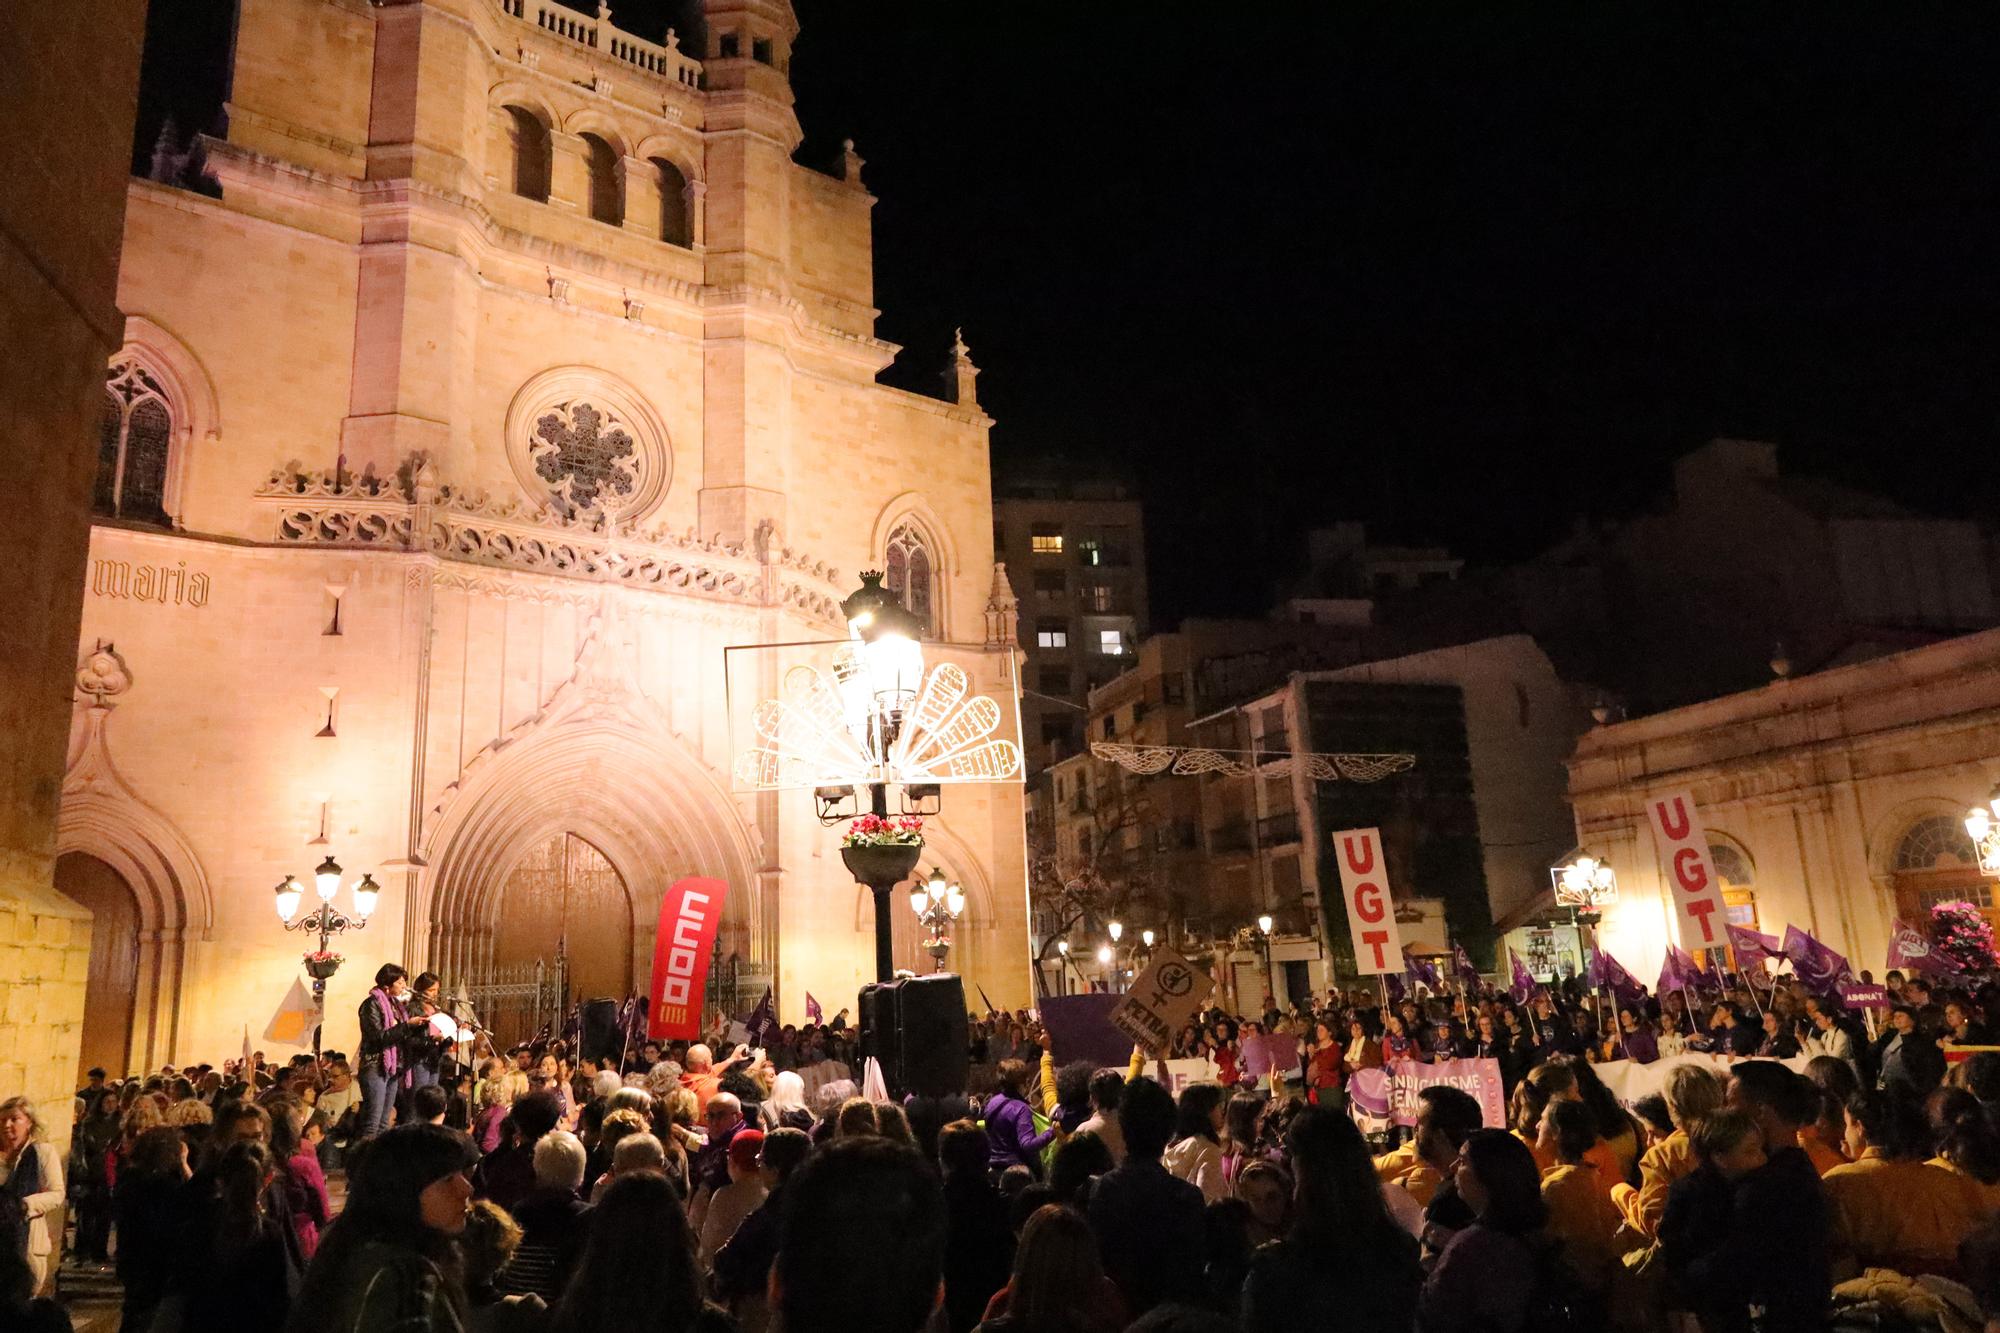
[1611,1062,1725,1244]
[1825,1088,1989,1279]
[1539,1099,1623,1294]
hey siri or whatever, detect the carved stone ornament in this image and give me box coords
[76,640,132,704]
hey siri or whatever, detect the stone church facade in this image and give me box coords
[65,0,1028,1073]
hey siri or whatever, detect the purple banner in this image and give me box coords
[1886,918,1960,977]
[1039,994,1134,1068]
[1839,983,1891,1010]
[1368,1058,1506,1129]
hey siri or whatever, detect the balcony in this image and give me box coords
[1258,811,1301,846]
[1208,822,1252,854]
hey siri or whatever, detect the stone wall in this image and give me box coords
[0,0,148,1139]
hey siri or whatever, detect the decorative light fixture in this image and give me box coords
[1256,914,1274,935]
[1141,928,1155,949]
[1108,920,1123,943]
[1552,853,1619,915]
[1965,785,2000,874]
[910,866,966,972]
[275,853,380,1064]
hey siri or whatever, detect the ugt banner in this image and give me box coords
[1330,827,1406,976]
[648,876,726,1040]
[1349,1058,1506,1129]
[1644,790,1729,952]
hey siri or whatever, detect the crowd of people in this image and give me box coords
[2,959,1997,1332]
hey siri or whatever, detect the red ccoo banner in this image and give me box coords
[648,876,726,1040]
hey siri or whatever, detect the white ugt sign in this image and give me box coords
[1645,790,1729,951]
[1331,827,1405,976]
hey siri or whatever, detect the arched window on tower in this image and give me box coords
[653,158,691,247]
[96,362,173,525]
[580,133,623,225]
[504,106,551,202]
[884,522,937,636]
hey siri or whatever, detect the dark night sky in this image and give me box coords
[146,2,2000,624]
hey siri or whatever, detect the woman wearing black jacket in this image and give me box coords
[113,1126,188,1332]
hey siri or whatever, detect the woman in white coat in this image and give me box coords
[1163,1081,1230,1203]
[0,1097,65,1297]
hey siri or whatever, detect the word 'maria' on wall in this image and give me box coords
[89,558,210,607]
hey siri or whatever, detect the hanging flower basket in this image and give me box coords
[841,840,923,889]
[303,951,344,980]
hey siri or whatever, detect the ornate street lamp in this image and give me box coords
[275,855,380,1064]
[1256,914,1275,1009]
[1964,786,2000,874]
[1551,853,1619,929]
[836,571,931,982]
[910,867,967,972]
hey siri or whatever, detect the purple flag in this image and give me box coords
[1508,948,1537,1003]
[1727,923,1783,965]
[1781,924,1855,989]
[1452,943,1483,988]
[1588,949,1647,1005]
[746,986,776,1047]
[1404,953,1441,992]
[1886,918,1960,977]
[1657,946,1695,994]
[805,992,824,1024]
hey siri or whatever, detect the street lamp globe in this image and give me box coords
[841,572,926,714]
[352,873,381,919]
[1096,944,1113,965]
[1257,914,1273,936]
[273,877,304,924]
[910,886,931,916]
[313,854,343,902]
[1057,939,1069,957]
[945,883,965,917]
[1141,928,1155,948]
[1108,920,1123,943]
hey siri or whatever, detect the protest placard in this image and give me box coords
[1644,790,1729,952]
[1108,947,1214,1052]
[1838,982,1890,1010]
[1349,1058,1506,1128]
[1329,826,1405,975]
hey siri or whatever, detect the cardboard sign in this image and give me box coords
[1108,947,1214,1052]
[1097,1057,1221,1094]
[1644,790,1729,951]
[1349,1058,1506,1128]
[1330,827,1406,975]
[1838,983,1891,1010]
[647,876,726,1040]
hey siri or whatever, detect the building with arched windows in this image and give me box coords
[1566,626,2000,986]
[67,0,1028,1076]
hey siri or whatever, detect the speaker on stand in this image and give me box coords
[858,973,970,1097]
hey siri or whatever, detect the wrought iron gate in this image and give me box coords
[463,952,569,1049]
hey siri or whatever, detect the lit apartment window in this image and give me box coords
[1083,583,1114,613]
[1037,626,1068,649]
[1076,538,1102,566]
[1099,629,1125,656]
[1031,523,1064,554]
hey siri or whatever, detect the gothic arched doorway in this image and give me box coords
[53,852,140,1081]
[489,832,633,1039]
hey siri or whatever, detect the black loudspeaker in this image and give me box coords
[579,998,623,1064]
[859,974,970,1098]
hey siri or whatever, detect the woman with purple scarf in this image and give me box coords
[356,964,429,1139]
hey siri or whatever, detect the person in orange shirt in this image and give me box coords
[1799,1054,1860,1176]
[1611,1061,1725,1243]
[1925,1086,2000,1212]
[1538,1099,1622,1297]
[1825,1088,1987,1279]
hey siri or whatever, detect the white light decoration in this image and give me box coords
[1090,742,1415,783]
[273,876,304,924]
[313,854,342,902]
[735,651,1023,789]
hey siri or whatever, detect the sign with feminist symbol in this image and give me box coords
[1110,947,1214,1052]
[1331,827,1406,975]
[1644,790,1728,952]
